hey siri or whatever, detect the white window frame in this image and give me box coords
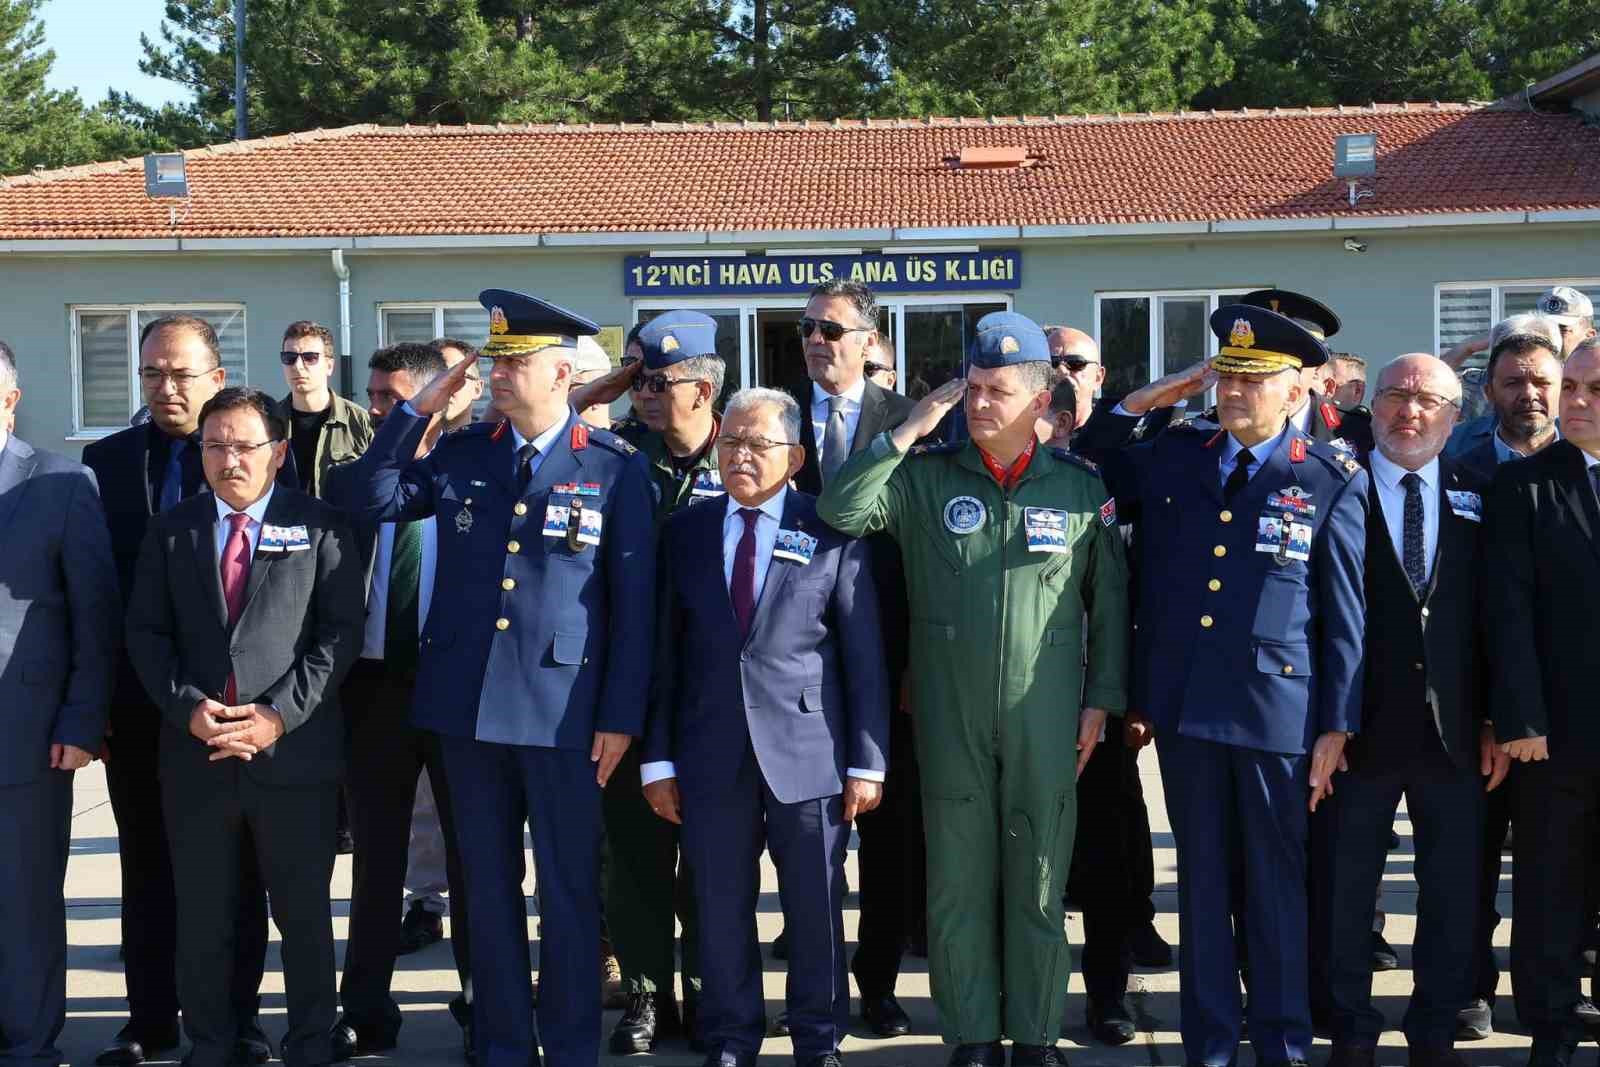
[1092,288,1266,394]
[1434,278,1600,354]
[375,301,488,344]
[69,302,248,439]
[632,292,1015,395]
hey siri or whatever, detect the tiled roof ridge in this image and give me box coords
[0,102,1513,187]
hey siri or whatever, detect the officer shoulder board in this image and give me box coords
[1045,447,1102,478]
[1301,437,1362,480]
[586,426,639,458]
[908,441,963,457]
[438,419,502,448]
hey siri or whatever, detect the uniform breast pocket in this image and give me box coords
[1254,639,1312,679]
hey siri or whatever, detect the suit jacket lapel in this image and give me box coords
[0,436,37,535]
[189,495,230,629]
[853,383,886,455]
[1559,442,1600,559]
[238,491,290,623]
[744,492,805,646]
[796,393,822,494]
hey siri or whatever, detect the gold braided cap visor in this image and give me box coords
[1213,347,1304,376]
[483,334,577,357]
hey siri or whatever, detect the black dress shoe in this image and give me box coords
[1126,921,1173,968]
[860,992,911,1037]
[1011,1043,1069,1067]
[1575,998,1600,1026]
[1529,1038,1577,1067]
[96,1024,180,1066]
[1326,1042,1376,1067]
[1370,932,1400,971]
[233,1023,272,1065]
[610,991,681,1053]
[1087,997,1135,1045]
[1456,998,1492,1041]
[770,1010,790,1037]
[801,1056,844,1067]
[1408,1044,1468,1067]
[948,1042,1005,1067]
[397,902,444,955]
[701,1052,752,1067]
[331,1018,398,1060]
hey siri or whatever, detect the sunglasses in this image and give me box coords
[797,317,872,342]
[279,350,324,366]
[864,361,891,377]
[630,375,707,394]
[1050,356,1096,372]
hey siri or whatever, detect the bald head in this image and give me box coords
[1371,353,1460,469]
[1044,325,1104,425]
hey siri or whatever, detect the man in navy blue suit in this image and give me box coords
[643,386,890,1067]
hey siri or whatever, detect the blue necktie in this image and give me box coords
[159,438,188,512]
[1401,472,1426,595]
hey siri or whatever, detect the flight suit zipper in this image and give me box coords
[994,485,1009,748]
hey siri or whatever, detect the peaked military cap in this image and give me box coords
[637,310,719,369]
[968,311,1050,369]
[479,288,598,357]
[1211,304,1330,376]
[1240,289,1341,340]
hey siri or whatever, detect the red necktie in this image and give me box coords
[731,508,760,636]
[220,512,252,703]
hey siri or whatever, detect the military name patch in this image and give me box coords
[943,495,986,535]
[1099,498,1116,527]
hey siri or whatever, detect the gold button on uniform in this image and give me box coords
[514,502,528,516]
[495,618,510,631]
[1282,665,1294,674]
[1219,510,1233,523]
[1200,615,1214,628]
[1213,545,1227,558]
[502,578,516,591]
[1208,579,1222,592]
[507,540,520,554]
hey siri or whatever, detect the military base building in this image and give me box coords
[1,52,1598,454]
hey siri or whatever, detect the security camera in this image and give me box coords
[1343,238,1367,254]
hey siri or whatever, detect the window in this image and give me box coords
[1437,280,1600,363]
[71,305,247,436]
[378,303,493,417]
[1095,290,1253,400]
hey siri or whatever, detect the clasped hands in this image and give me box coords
[190,698,285,762]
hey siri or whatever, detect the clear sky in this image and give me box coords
[40,0,187,107]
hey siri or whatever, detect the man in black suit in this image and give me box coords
[0,341,119,1063]
[81,316,275,1067]
[1486,338,1600,1067]
[792,279,919,1037]
[126,387,365,1067]
[1317,354,1502,1067]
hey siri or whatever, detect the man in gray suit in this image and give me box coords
[126,387,365,1067]
[0,339,120,1062]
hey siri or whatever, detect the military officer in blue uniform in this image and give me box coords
[1076,304,1368,1067]
[342,289,657,1067]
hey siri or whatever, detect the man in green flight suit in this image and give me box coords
[818,311,1129,1067]
[601,310,726,1052]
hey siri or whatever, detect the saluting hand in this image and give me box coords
[569,359,641,413]
[890,378,966,453]
[1117,361,1217,416]
[592,731,632,787]
[644,778,681,825]
[1502,736,1549,762]
[1308,731,1349,812]
[1077,707,1109,778]
[843,777,883,821]
[408,354,475,417]
[1480,723,1511,791]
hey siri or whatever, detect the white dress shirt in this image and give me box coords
[213,485,275,562]
[360,517,439,660]
[507,417,569,478]
[1218,423,1289,489]
[641,486,883,788]
[811,378,867,469]
[1368,450,1440,586]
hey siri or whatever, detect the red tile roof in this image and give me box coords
[0,105,1595,240]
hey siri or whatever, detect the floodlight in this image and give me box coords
[144,153,189,199]
[1333,134,1377,208]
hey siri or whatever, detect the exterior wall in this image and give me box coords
[3,223,1598,456]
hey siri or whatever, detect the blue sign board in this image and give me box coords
[624,250,1022,297]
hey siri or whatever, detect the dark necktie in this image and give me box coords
[731,507,760,635]
[1401,471,1427,595]
[821,394,849,485]
[220,512,252,703]
[385,522,423,672]
[1223,447,1256,501]
[159,437,189,512]
[516,442,538,494]
[1591,467,1600,511]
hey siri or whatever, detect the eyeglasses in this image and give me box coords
[139,368,215,391]
[797,317,871,342]
[200,440,279,459]
[1050,356,1097,372]
[631,375,706,394]
[715,434,797,455]
[1373,388,1458,413]
[279,350,323,366]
